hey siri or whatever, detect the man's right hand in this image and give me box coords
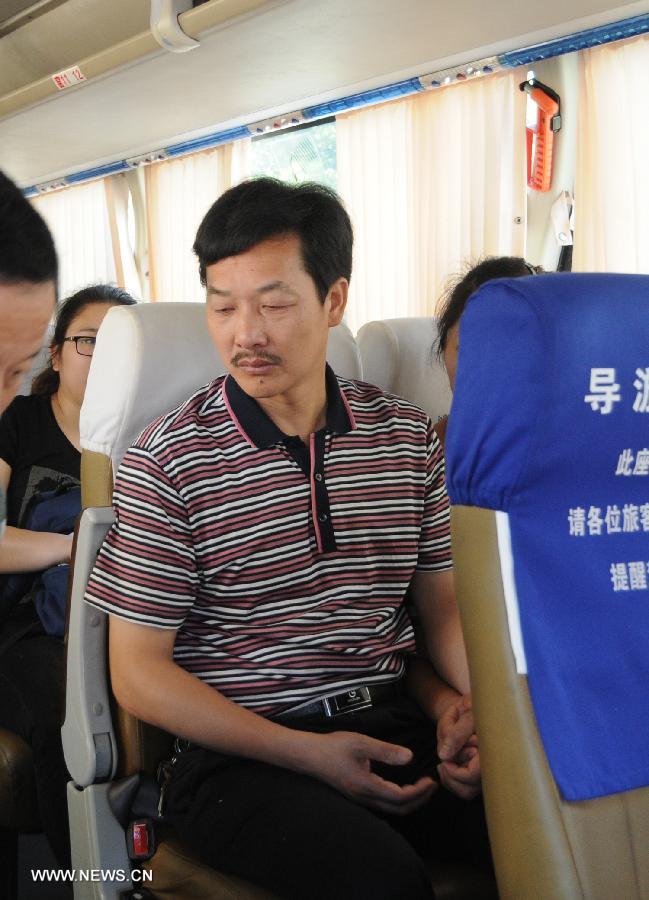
[301,730,437,816]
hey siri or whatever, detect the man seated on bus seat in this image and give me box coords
[85,178,485,900]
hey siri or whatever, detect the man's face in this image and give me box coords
[205,233,347,402]
[0,280,55,412]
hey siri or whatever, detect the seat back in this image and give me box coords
[356,317,451,424]
[62,302,362,896]
[445,273,649,900]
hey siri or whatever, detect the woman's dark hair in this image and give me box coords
[0,170,58,286]
[436,256,542,357]
[194,177,353,303]
[31,284,137,396]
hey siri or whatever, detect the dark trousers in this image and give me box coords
[165,698,491,900]
[0,633,71,867]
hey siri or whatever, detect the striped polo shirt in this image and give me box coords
[86,366,452,716]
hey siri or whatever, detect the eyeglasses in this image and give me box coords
[62,335,97,357]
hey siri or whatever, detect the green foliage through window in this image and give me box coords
[251,121,336,189]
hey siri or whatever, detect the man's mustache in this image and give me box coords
[231,350,282,366]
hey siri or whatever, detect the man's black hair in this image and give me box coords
[436,256,542,357]
[0,170,58,286]
[194,177,353,302]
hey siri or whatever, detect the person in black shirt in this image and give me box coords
[0,284,136,865]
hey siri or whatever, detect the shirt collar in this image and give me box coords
[223,364,355,449]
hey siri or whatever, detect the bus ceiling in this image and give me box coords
[1,0,649,189]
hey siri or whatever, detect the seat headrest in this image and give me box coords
[446,272,649,801]
[80,303,221,475]
[356,318,451,423]
[446,273,649,509]
[327,318,363,381]
[81,302,362,475]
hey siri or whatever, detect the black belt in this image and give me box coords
[273,680,402,721]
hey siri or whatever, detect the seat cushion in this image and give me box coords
[148,834,279,899]
[427,860,499,899]
[0,729,40,831]
[148,832,497,900]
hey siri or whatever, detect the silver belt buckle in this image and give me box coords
[323,686,372,717]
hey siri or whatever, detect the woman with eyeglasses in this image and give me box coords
[0,283,135,866]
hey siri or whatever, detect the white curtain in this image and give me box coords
[336,71,527,334]
[32,179,117,301]
[104,173,144,301]
[145,140,251,302]
[574,34,649,273]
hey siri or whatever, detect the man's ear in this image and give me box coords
[327,278,348,327]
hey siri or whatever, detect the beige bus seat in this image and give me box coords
[356,317,452,425]
[63,301,495,899]
[62,301,360,899]
[446,273,649,900]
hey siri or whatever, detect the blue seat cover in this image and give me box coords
[446,273,649,801]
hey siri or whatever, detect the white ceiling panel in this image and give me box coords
[2,0,648,187]
[0,0,149,92]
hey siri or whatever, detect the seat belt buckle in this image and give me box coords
[126,818,156,861]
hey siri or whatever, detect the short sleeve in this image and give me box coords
[85,445,198,629]
[416,421,452,571]
[0,397,22,469]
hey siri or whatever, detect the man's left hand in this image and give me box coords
[437,693,474,760]
[438,746,481,800]
[436,693,482,800]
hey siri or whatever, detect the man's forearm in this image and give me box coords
[112,649,324,774]
[424,600,471,696]
[405,657,461,720]
[409,570,471,695]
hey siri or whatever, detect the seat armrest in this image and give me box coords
[62,507,116,787]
